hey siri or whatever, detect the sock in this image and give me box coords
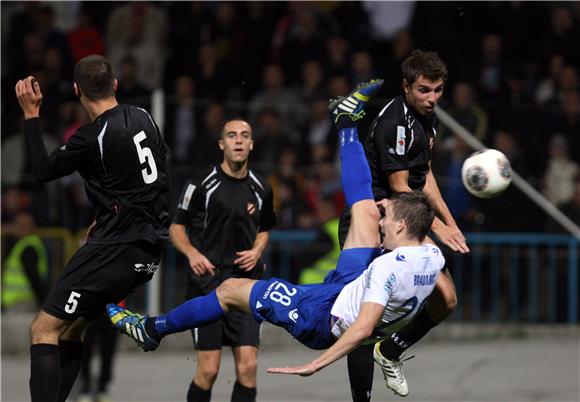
[231,380,257,402]
[339,129,373,208]
[347,344,374,402]
[187,381,211,402]
[379,307,439,359]
[30,344,60,402]
[57,340,83,402]
[153,290,224,337]
[336,115,358,131]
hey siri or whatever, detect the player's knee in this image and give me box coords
[198,366,219,386]
[236,359,258,381]
[29,314,60,344]
[216,278,238,304]
[61,319,90,342]
[353,200,380,223]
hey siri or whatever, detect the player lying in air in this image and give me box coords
[108,79,444,380]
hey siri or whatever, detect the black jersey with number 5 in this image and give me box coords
[24,104,170,245]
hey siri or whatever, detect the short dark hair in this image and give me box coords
[73,55,115,101]
[220,118,251,138]
[401,50,448,85]
[390,191,435,241]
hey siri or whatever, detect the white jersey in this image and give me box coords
[330,244,445,342]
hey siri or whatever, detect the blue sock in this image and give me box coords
[339,128,373,208]
[153,290,224,336]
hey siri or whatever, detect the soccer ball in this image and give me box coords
[461,149,512,198]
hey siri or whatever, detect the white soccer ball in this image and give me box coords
[461,149,512,198]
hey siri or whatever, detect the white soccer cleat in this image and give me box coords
[373,342,410,397]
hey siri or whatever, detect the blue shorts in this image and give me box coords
[249,248,380,350]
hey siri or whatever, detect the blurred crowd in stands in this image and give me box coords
[2,1,579,236]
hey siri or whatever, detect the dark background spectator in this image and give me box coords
[2,0,579,235]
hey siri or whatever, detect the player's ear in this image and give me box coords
[113,79,118,92]
[402,79,410,94]
[73,83,80,98]
[218,138,225,151]
[249,139,254,151]
[396,219,405,235]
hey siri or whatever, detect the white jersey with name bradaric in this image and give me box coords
[330,244,445,342]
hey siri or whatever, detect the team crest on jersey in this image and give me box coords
[247,202,256,215]
[396,126,406,155]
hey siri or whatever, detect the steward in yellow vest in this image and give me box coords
[2,233,48,308]
[299,218,341,284]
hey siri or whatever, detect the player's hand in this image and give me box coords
[234,249,260,271]
[267,362,318,376]
[433,223,469,254]
[15,76,43,119]
[187,251,216,276]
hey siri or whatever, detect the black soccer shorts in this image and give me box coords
[43,241,162,321]
[185,265,262,349]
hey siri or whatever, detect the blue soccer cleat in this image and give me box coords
[329,78,384,123]
[107,303,159,351]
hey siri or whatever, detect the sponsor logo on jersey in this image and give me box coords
[384,272,396,292]
[388,147,396,155]
[396,126,406,155]
[395,252,406,261]
[288,308,299,323]
[134,262,159,274]
[247,202,256,215]
[414,272,437,286]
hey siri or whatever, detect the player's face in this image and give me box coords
[220,120,254,163]
[403,76,444,116]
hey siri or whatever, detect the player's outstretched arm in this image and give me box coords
[267,302,384,376]
[423,169,469,253]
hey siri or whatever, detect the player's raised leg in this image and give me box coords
[329,79,384,251]
[107,278,256,351]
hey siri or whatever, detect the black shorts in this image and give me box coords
[185,264,263,350]
[43,241,162,321]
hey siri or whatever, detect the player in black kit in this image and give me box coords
[170,118,276,402]
[339,50,469,401]
[15,55,170,402]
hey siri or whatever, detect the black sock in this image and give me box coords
[380,308,439,359]
[57,340,83,402]
[187,381,211,402]
[347,344,374,402]
[231,380,256,402]
[30,344,60,402]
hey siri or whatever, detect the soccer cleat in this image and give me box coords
[107,303,159,351]
[373,342,412,397]
[329,78,384,123]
